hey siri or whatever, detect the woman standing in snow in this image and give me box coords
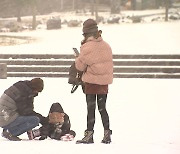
[0,78,48,141]
[75,18,113,144]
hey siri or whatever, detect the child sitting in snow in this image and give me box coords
[27,102,76,141]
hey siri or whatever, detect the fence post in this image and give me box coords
[0,63,7,79]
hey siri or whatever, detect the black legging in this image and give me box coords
[86,94,110,131]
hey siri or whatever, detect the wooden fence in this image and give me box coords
[0,54,180,79]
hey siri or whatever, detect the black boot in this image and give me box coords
[2,129,21,141]
[76,130,94,144]
[101,129,112,144]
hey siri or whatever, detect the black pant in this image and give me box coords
[86,94,110,131]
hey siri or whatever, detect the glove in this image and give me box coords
[39,135,47,140]
[50,123,63,140]
[48,112,65,124]
[61,134,74,141]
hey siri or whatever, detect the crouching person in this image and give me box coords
[28,103,76,141]
[0,78,48,141]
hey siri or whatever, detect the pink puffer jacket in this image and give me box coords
[75,37,113,85]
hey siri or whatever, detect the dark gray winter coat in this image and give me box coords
[0,81,47,127]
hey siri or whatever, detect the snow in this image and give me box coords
[1,78,180,154]
[1,18,180,54]
[0,11,180,154]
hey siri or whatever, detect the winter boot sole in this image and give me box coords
[2,130,21,141]
[76,140,94,144]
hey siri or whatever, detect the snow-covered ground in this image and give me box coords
[1,78,180,154]
[0,13,180,154]
[0,14,180,54]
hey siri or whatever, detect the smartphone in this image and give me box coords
[73,48,79,56]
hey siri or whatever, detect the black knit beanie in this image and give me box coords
[30,78,44,92]
[49,103,64,113]
[82,19,98,35]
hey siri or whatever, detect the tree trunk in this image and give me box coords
[165,0,169,21]
[60,0,64,10]
[72,0,75,10]
[16,1,22,22]
[95,0,99,21]
[32,5,36,30]
[111,0,121,14]
[131,0,136,10]
[91,0,95,16]
[17,10,22,22]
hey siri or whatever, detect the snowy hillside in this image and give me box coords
[0,14,180,154]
